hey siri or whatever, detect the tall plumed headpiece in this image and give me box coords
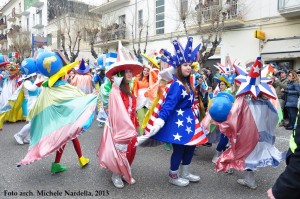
[160,37,201,68]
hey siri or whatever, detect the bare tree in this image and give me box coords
[175,0,241,70]
[8,25,31,62]
[83,13,101,59]
[48,0,88,62]
[130,0,150,62]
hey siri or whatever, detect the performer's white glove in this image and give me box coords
[149,118,165,136]
[115,143,128,152]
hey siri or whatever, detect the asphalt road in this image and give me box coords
[0,120,292,199]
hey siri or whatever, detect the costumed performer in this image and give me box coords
[14,58,42,145]
[17,51,97,174]
[0,61,24,129]
[97,41,142,188]
[215,57,285,189]
[71,59,94,94]
[137,37,208,187]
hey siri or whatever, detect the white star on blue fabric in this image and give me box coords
[186,116,193,124]
[185,126,192,134]
[179,57,183,60]
[188,94,193,102]
[181,90,188,98]
[177,50,180,53]
[173,133,182,141]
[175,119,184,127]
[176,109,184,116]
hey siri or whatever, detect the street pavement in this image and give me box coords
[0,119,292,199]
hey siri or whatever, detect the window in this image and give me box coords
[138,10,143,28]
[26,17,29,31]
[156,0,164,34]
[39,10,42,25]
[33,14,35,26]
[180,0,188,15]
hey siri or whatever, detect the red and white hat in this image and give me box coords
[105,41,143,79]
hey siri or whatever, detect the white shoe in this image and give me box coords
[169,170,189,187]
[23,137,30,144]
[14,134,24,145]
[112,173,124,188]
[212,150,222,164]
[181,165,200,182]
[237,171,257,189]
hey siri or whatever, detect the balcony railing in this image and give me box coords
[190,1,244,30]
[94,25,129,47]
[6,13,16,22]
[278,0,300,17]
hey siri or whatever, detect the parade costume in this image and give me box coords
[215,57,285,189]
[96,53,117,126]
[138,37,208,187]
[14,58,41,145]
[71,59,94,94]
[0,62,24,129]
[18,52,97,174]
[97,41,143,188]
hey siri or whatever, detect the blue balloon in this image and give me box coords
[209,96,232,122]
[0,55,4,63]
[21,58,37,75]
[36,52,63,77]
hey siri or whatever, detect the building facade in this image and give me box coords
[90,0,300,69]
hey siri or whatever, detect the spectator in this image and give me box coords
[283,70,300,130]
[272,69,288,126]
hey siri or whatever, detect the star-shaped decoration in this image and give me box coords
[177,50,180,53]
[181,89,188,98]
[179,57,183,60]
[173,133,182,141]
[173,41,178,45]
[188,54,191,57]
[185,126,192,134]
[176,109,184,116]
[188,94,193,102]
[253,65,260,73]
[175,119,184,127]
[189,46,192,50]
[186,116,193,124]
[173,61,176,65]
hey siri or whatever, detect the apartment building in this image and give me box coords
[89,0,300,69]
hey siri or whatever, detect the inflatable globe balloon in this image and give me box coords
[21,58,37,75]
[97,54,106,70]
[36,52,63,77]
[209,96,232,122]
[0,55,5,63]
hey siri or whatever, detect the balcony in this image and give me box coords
[32,23,45,29]
[14,9,22,18]
[7,13,16,22]
[89,0,130,14]
[32,0,44,8]
[278,0,300,17]
[21,9,30,16]
[94,25,129,47]
[189,1,244,31]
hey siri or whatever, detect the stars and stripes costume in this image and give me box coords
[138,37,207,187]
[150,77,208,145]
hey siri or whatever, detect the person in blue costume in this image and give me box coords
[148,37,207,187]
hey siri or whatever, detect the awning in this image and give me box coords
[261,37,300,60]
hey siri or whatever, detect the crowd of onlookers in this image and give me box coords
[272,68,300,129]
